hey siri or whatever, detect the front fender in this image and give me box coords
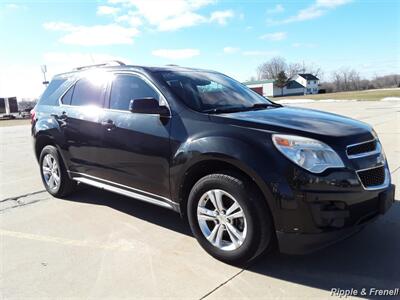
[170,136,284,225]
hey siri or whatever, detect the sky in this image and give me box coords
[0,0,399,99]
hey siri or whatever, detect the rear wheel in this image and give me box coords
[187,173,273,265]
[39,145,76,197]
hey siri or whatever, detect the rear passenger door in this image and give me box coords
[59,73,109,178]
[97,73,172,199]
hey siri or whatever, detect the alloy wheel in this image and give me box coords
[197,189,247,251]
[42,153,60,190]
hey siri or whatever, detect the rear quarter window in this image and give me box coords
[37,77,73,106]
[61,85,74,105]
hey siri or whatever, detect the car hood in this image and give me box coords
[211,106,373,142]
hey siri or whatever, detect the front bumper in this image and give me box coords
[277,184,395,255]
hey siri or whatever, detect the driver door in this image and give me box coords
[96,73,172,199]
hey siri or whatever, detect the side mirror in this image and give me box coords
[129,98,170,116]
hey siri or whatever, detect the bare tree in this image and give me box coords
[303,62,323,78]
[349,70,361,90]
[256,57,322,80]
[392,74,400,86]
[257,56,287,80]
[331,68,362,92]
[372,74,400,88]
[332,71,343,91]
[287,63,302,78]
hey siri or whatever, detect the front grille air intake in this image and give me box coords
[357,165,385,188]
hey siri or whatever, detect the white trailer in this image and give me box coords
[0,97,19,119]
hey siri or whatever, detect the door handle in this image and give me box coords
[51,111,68,120]
[101,119,116,131]
[51,111,68,127]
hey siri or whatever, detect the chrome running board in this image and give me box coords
[73,176,174,210]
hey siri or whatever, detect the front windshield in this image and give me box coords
[156,70,274,113]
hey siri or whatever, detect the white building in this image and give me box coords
[244,79,275,97]
[244,73,319,97]
[291,73,320,95]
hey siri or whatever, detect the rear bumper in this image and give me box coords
[277,184,395,255]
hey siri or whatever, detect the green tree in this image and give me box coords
[275,71,288,96]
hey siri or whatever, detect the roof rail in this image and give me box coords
[73,60,126,71]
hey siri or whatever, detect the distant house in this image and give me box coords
[244,73,319,97]
[292,73,320,95]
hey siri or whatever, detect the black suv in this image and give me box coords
[32,62,395,264]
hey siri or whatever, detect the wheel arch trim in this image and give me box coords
[175,154,280,226]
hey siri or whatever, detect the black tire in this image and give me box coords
[39,145,76,197]
[187,173,274,265]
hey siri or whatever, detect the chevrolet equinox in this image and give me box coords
[32,62,395,264]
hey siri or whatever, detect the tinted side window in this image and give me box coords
[61,86,74,105]
[38,78,67,106]
[71,78,106,107]
[110,75,159,111]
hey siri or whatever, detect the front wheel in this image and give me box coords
[187,173,274,265]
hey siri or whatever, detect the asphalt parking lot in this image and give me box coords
[1,101,399,299]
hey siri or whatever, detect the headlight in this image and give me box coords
[272,134,344,173]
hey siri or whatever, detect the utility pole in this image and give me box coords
[41,65,49,86]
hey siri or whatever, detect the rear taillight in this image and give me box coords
[30,109,36,124]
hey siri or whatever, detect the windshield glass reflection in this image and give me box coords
[157,71,273,113]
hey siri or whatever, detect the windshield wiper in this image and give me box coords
[248,103,281,110]
[203,106,246,114]
[203,103,281,114]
